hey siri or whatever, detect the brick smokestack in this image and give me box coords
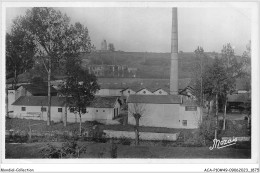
[170,8,178,95]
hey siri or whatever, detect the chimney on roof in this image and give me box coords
[170,8,179,95]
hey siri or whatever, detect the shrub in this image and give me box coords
[11,133,29,143]
[110,140,117,158]
[119,137,131,145]
[41,143,63,158]
[40,139,87,158]
[161,140,170,147]
[198,118,216,142]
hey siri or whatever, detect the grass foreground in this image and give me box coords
[6,142,251,159]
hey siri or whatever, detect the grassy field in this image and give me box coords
[5,142,251,159]
[5,118,193,134]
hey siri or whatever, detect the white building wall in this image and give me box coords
[12,101,121,124]
[128,103,201,129]
[122,89,136,97]
[8,90,16,112]
[95,89,122,96]
[136,89,153,95]
[16,86,32,98]
[12,105,63,122]
[128,103,180,128]
[179,106,202,129]
[153,89,168,95]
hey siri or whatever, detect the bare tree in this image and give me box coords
[128,103,146,145]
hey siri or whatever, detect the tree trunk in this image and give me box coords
[6,87,9,118]
[13,68,17,89]
[47,66,51,126]
[222,96,227,130]
[215,93,218,139]
[135,118,140,146]
[79,112,82,135]
[207,101,210,117]
[64,102,67,127]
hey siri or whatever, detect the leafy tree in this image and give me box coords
[6,29,36,89]
[11,7,93,125]
[221,43,245,130]
[30,76,45,85]
[192,46,206,106]
[60,58,99,132]
[193,57,228,138]
[241,41,251,74]
[128,103,146,145]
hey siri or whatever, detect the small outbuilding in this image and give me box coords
[11,96,121,124]
[127,95,202,129]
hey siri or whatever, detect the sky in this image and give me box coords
[5,7,251,55]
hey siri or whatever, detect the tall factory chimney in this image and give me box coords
[170,8,179,95]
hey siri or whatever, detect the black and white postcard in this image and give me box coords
[1,1,259,173]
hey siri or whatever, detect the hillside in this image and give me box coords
[6,51,246,85]
[80,51,215,79]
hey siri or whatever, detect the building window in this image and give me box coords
[70,108,75,113]
[82,108,86,113]
[143,91,146,94]
[58,108,62,112]
[159,91,162,94]
[128,90,130,94]
[41,107,47,112]
[103,110,105,112]
[182,120,187,126]
[96,110,98,112]
[21,107,26,111]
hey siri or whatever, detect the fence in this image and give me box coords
[103,130,180,141]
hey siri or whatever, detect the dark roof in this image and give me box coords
[88,96,119,108]
[12,96,66,107]
[12,96,119,108]
[99,83,126,89]
[19,84,57,96]
[97,78,191,92]
[127,95,182,104]
[227,93,251,103]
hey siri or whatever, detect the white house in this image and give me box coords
[7,89,17,113]
[95,89,122,97]
[136,88,153,95]
[153,88,168,95]
[11,96,121,124]
[127,95,202,129]
[7,84,58,113]
[121,88,136,97]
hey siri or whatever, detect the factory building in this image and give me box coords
[127,8,202,129]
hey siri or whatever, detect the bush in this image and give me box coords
[161,140,170,147]
[119,137,131,145]
[41,143,62,158]
[198,118,216,141]
[40,139,87,158]
[8,133,29,143]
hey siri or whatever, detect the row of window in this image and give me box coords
[22,107,63,112]
[127,90,163,94]
[21,107,106,113]
[70,108,106,113]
